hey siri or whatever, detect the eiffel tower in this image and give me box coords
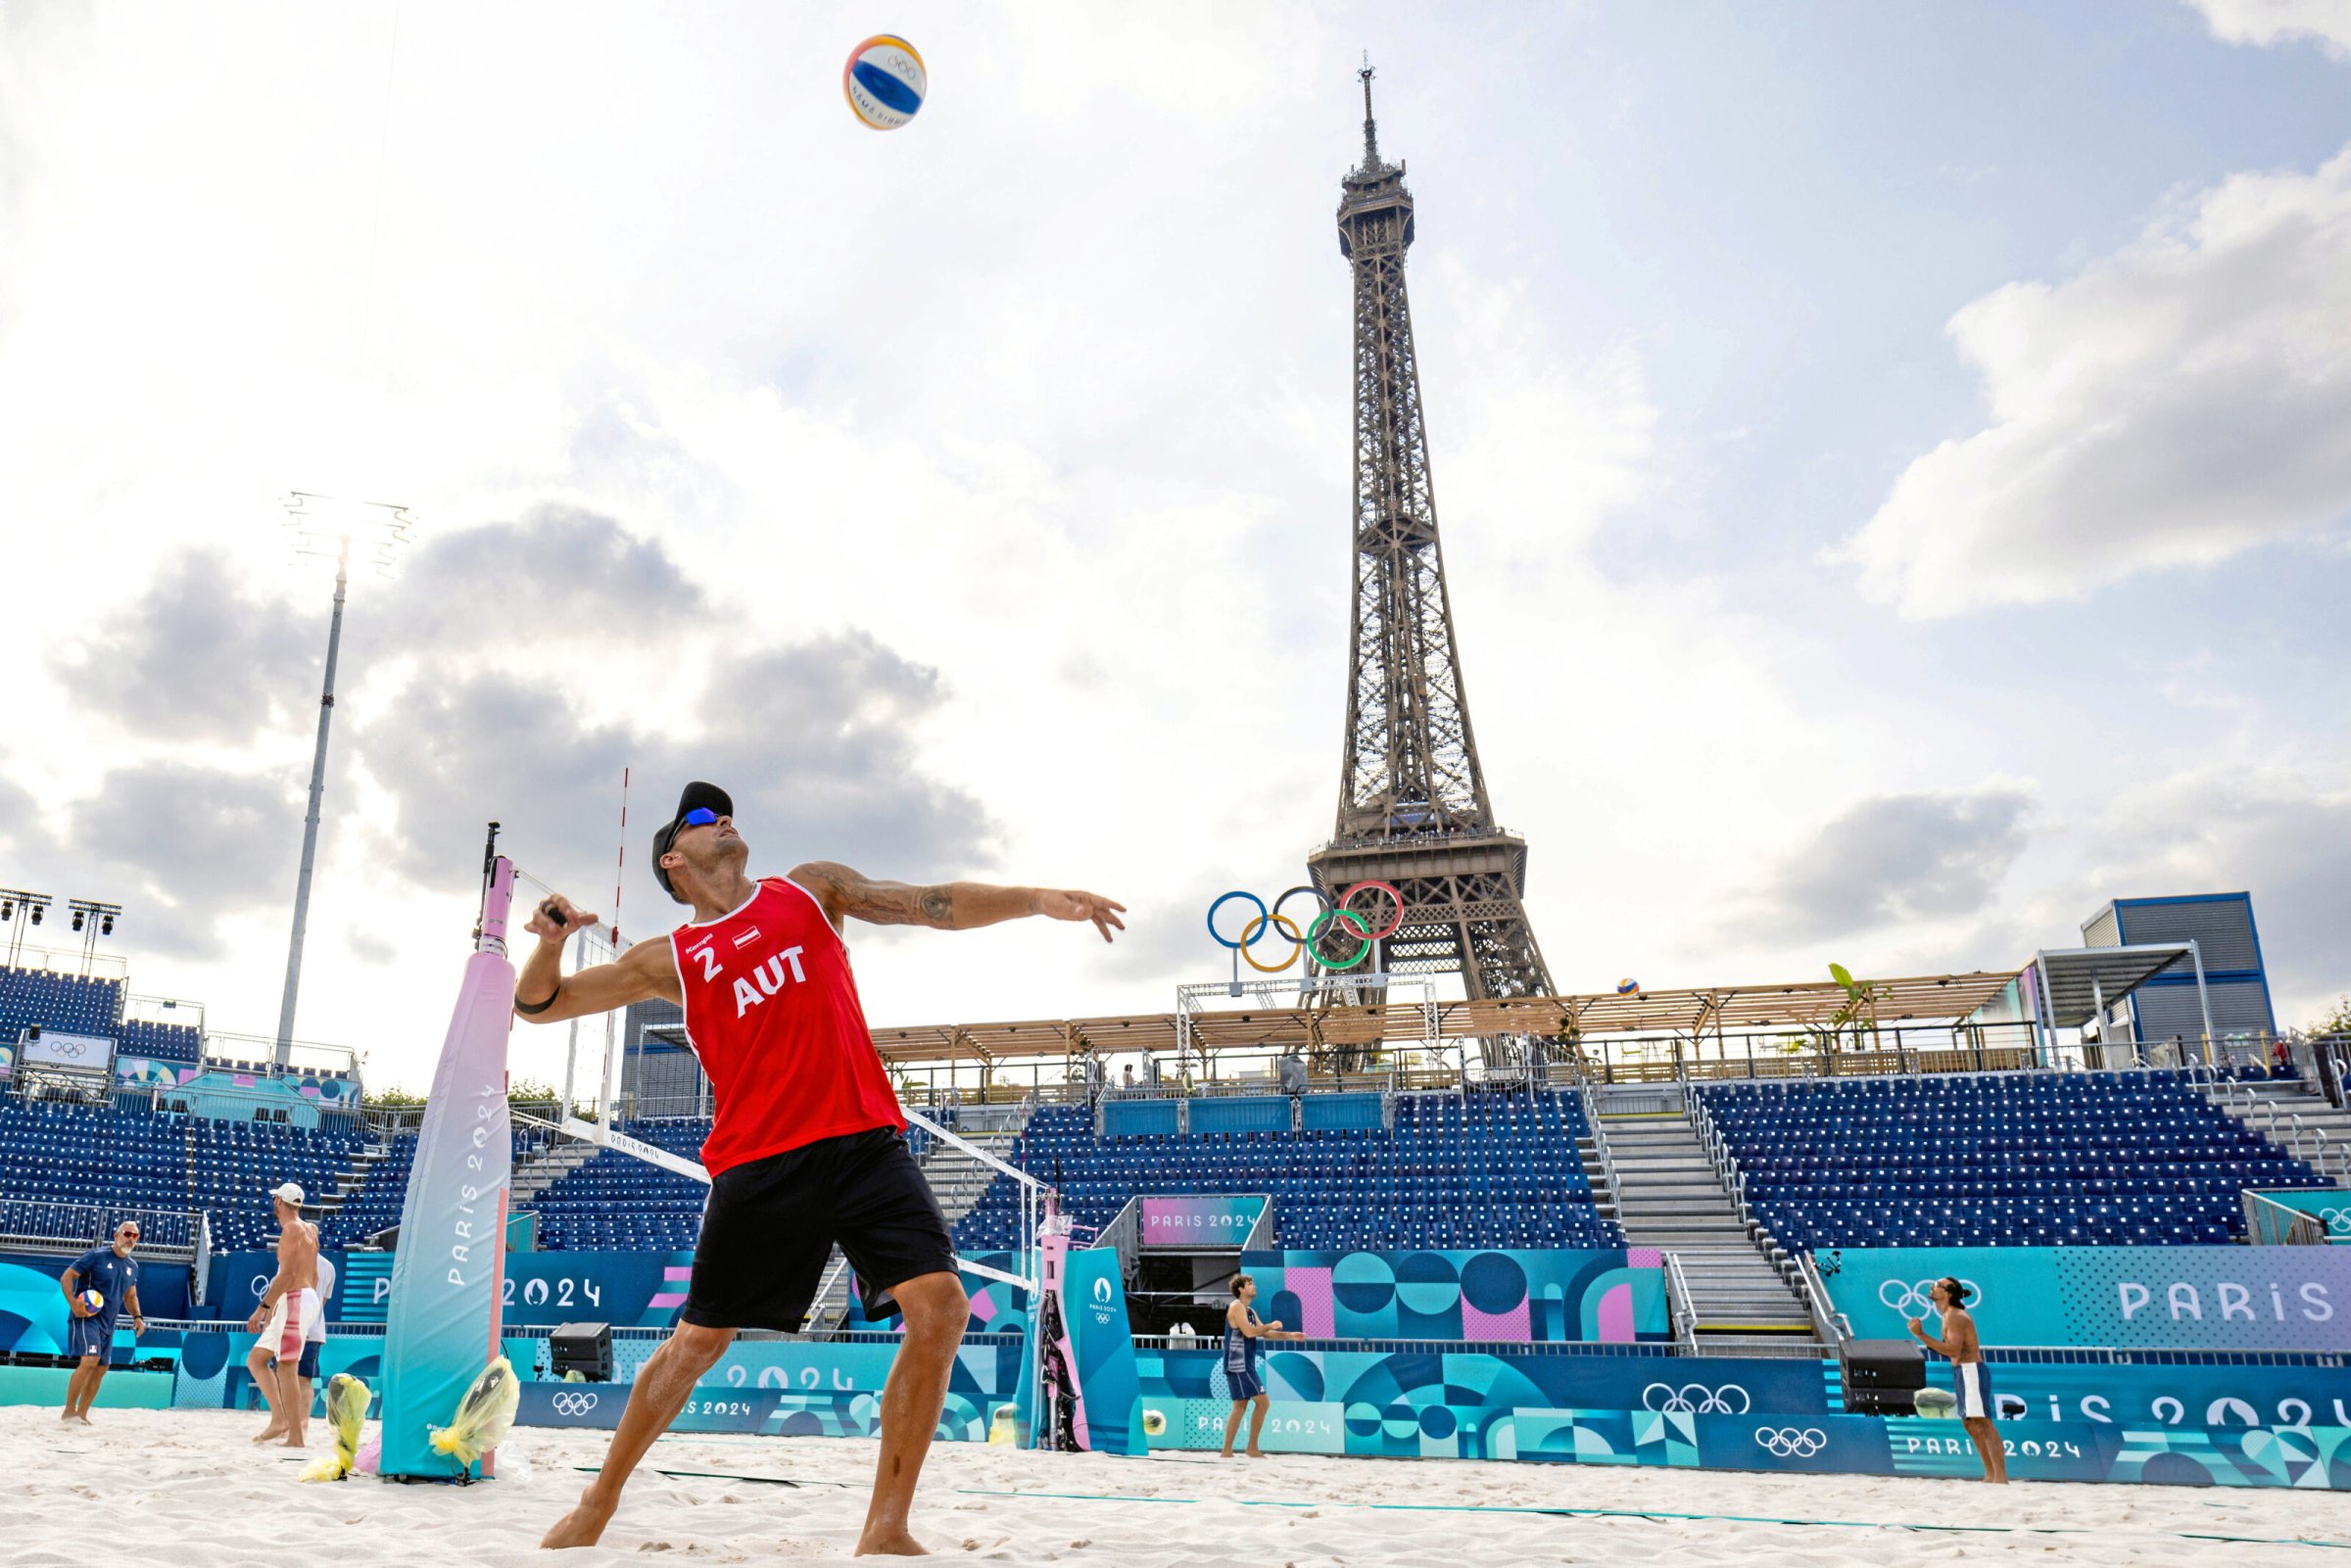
[1306,64,1557,1029]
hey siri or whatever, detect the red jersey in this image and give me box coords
[669,876,904,1176]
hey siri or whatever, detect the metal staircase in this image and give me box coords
[328,1144,387,1207]
[919,1129,1022,1227]
[2198,1072,2351,1186]
[1592,1100,1812,1345]
[509,1137,600,1205]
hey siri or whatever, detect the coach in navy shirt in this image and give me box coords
[60,1220,146,1424]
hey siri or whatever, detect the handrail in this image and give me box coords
[1686,1090,1753,1230]
[1239,1195,1279,1254]
[1093,1197,1141,1269]
[1576,1079,1625,1236]
[2242,1190,2329,1246]
[0,1198,203,1257]
[1661,1250,1698,1348]
[1795,1251,1852,1346]
[805,1250,855,1334]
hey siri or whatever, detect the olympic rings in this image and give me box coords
[1333,880,1404,942]
[1208,883,1401,970]
[1237,913,1305,973]
[1207,890,1269,949]
[1307,907,1375,970]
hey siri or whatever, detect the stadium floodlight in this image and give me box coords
[0,889,52,968]
[273,492,415,1069]
[67,899,122,975]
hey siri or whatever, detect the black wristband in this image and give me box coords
[513,983,561,1017]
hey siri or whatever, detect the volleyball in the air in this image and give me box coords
[77,1289,104,1313]
[1616,977,1641,996]
[843,35,927,130]
[1142,1408,1169,1437]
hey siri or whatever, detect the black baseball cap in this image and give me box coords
[651,781,734,902]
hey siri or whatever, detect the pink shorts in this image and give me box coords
[262,1288,318,1359]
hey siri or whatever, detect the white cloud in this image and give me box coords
[1840,144,2351,616]
[2186,0,2351,56]
[1739,785,2037,943]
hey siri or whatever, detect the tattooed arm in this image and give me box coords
[790,862,1127,943]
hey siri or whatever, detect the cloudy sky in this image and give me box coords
[3,1,2348,1091]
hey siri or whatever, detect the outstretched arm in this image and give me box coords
[510,894,681,1023]
[792,862,1126,943]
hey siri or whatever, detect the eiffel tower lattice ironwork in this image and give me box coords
[1306,63,1557,1036]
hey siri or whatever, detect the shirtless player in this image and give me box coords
[246,1182,321,1448]
[1908,1275,2006,1484]
[520,781,1123,1555]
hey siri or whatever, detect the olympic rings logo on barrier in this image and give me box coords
[1642,1382,1751,1415]
[1879,1278,1982,1316]
[1753,1427,1828,1458]
[1207,882,1403,973]
[2316,1205,2351,1235]
[551,1392,600,1416]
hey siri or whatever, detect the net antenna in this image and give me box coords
[273,492,415,1069]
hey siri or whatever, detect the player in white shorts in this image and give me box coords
[247,1182,321,1448]
[1907,1275,2005,1484]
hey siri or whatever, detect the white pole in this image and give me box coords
[274,534,351,1067]
[559,929,583,1115]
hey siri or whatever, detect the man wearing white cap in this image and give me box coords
[245,1182,320,1448]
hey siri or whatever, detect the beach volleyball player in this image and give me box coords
[517,782,1124,1555]
[1907,1276,2007,1485]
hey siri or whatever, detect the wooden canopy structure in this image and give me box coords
[862,971,2020,1070]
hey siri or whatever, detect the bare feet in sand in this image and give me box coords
[853,1527,929,1556]
[280,1433,307,1449]
[72,1413,93,1427]
[540,1491,618,1550]
[252,1424,285,1444]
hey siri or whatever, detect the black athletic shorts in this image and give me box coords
[681,1125,956,1331]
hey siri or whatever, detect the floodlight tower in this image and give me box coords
[0,889,52,970]
[274,493,413,1069]
[66,899,121,976]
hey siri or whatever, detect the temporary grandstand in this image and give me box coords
[4,903,2347,1449]
[0,942,366,1267]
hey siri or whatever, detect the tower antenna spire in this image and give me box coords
[1359,53,1380,170]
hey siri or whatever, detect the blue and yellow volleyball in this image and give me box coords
[843,34,926,131]
[78,1288,105,1313]
[1616,977,1641,996]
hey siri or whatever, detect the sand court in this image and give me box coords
[6,1407,2344,1568]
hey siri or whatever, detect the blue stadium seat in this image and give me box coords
[1696,1069,2330,1251]
[953,1090,1621,1253]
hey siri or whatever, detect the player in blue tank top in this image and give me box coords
[1221,1271,1302,1458]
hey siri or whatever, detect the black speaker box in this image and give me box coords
[1843,1386,1920,1416]
[1840,1337,1927,1391]
[551,1320,614,1382]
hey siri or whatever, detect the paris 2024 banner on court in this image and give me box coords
[1818,1246,2348,1351]
[373,889,516,1482]
[1239,1249,1669,1342]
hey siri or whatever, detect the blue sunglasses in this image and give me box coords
[680,807,719,829]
